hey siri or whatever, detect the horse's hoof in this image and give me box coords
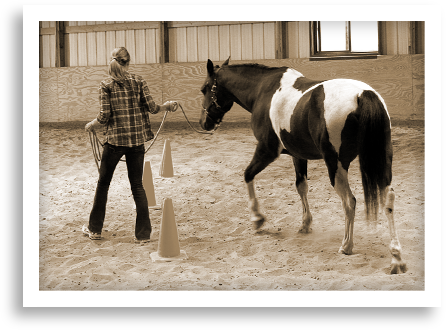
[251,217,265,230]
[390,261,407,274]
[298,226,312,234]
[338,246,353,255]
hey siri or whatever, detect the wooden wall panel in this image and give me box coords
[397,21,410,55]
[167,22,281,63]
[287,21,299,59]
[168,22,276,63]
[145,29,158,64]
[57,67,105,121]
[241,24,253,60]
[135,29,146,64]
[298,22,310,58]
[66,22,78,67]
[263,22,275,59]
[42,65,163,122]
[155,28,160,64]
[286,22,310,59]
[176,27,188,62]
[96,25,107,66]
[125,29,136,63]
[162,62,210,122]
[115,30,126,48]
[39,55,423,123]
[49,21,419,67]
[197,26,209,62]
[130,64,163,103]
[208,26,220,61]
[77,22,88,67]
[187,27,198,62]
[230,25,242,60]
[39,25,43,68]
[252,23,264,59]
[39,69,59,121]
[219,25,231,61]
[105,26,116,60]
[65,34,79,66]
[61,21,159,66]
[40,21,56,68]
[168,28,177,63]
[50,28,56,67]
[77,32,88,66]
[64,22,159,66]
[41,33,51,68]
[385,21,398,55]
[87,22,97,66]
[412,54,425,119]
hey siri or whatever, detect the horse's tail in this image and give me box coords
[357,90,392,221]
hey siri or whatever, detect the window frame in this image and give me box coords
[310,21,382,61]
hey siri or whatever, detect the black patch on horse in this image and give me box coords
[293,77,325,93]
[339,111,360,171]
[279,84,325,160]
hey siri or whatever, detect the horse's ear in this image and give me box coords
[207,59,214,76]
[222,56,230,66]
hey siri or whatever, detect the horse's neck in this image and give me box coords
[220,67,264,113]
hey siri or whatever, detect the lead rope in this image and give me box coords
[88,102,218,173]
[177,102,220,135]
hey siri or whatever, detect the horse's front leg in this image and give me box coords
[244,143,279,230]
[247,181,264,229]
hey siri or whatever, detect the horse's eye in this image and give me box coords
[201,83,209,95]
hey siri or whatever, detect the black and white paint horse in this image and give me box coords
[199,58,407,274]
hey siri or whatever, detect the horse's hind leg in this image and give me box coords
[292,157,313,233]
[334,164,357,255]
[325,155,357,255]
[378,139,406,274]
[381,186,407,274]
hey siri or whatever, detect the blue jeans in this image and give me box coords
[88,143,151,240]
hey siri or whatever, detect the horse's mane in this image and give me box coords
[227,63,287,71]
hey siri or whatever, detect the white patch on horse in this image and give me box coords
[323,79,381,154]
[269,69,307,145]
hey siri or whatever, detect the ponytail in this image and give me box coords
[108,47,130,81]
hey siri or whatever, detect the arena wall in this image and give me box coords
[39,54,424,123]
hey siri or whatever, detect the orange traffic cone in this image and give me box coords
[143,161,160,209]
[150,198,187,262]
[159,139,174,178]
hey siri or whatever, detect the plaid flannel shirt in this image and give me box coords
[96,73,161,147]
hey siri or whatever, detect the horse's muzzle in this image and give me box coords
[199,108,206,129]
[199,107,215,131]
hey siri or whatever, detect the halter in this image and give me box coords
[202,78,224,127]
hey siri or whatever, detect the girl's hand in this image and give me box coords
[85,121,94,132]
[163,101,178,112]
[85,119,100,132]
[170,101,178,112]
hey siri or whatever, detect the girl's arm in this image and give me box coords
[140,79,177,113]
[85,82,109,132]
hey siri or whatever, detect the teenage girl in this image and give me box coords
[84,47,177,243]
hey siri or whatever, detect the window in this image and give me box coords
[311,21,380,60]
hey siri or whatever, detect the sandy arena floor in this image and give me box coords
[39,117,424,291]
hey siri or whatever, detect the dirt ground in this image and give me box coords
[39,115,425,291]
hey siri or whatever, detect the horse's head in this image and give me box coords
[199,57,234,131]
